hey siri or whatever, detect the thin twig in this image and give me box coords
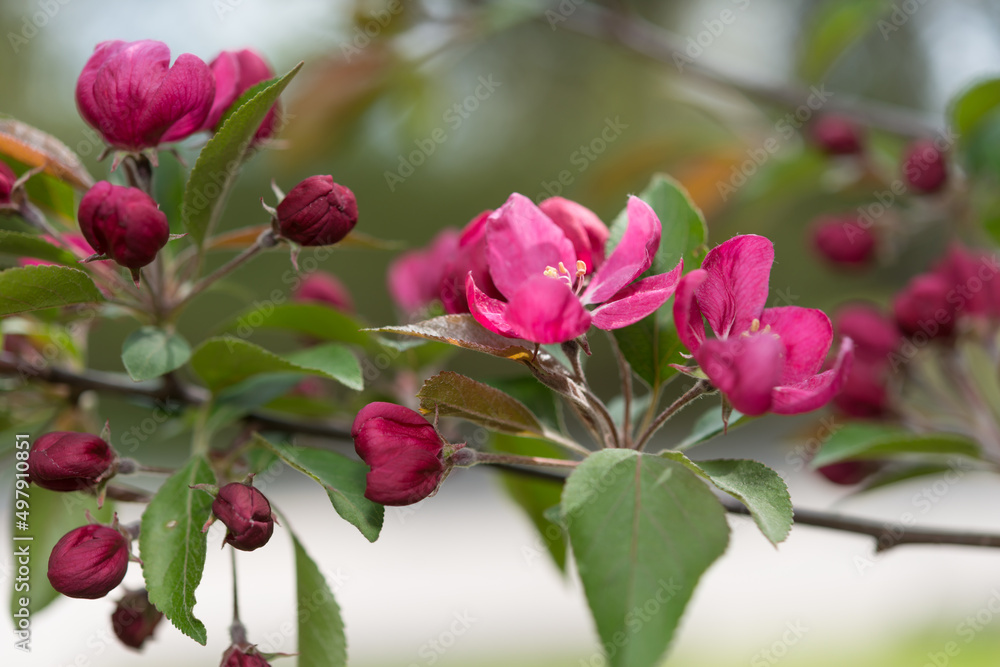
[634,380,713,451]
[607,332,633,447]
[558,3,942,139]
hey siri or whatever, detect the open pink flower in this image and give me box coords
[388,228,461,315]
[76,40,215,152]
[465,193,682,344]
[202,48,278,141]
[673,235,854,416]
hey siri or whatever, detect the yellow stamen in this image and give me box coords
[749,318,761,333]
[543,266,559,279]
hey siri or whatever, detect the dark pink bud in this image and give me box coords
[902,139,948,194]
[810,115,864,155]
[294,271,354,313]
[28,431,116,492]
[387,228,461,314]
[276,176,357,246]
[832,359,892,418]
[811,216,876,266]
[538,197,609,273]
[817,460,881,486]
[893,273,956,339]
[933,243,1000,319]
[212,482,275,551]
[75,40,215,151]
[204,49,278,141]
[78,182,169,269]
[112,589,163,650]
[352,402,462,506]
[48,524,129,599]
[835,304,900,361]
[0,160,16,205]
[440,210,500,314]
[221,644,270,667]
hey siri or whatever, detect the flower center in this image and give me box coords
[741,318,779,339]
[543,260,588,293]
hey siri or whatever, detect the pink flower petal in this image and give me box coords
[696,333,785,416]
[771,337,854,415]
[466,273,521,338]
[672,269,709,353]
[388,228,460,314]
[76,41,128,137]
[539,197,609,274]
[760,306,832,385]
[486,194,576,300]
[148,53,216,144]
[590,259,683,330]
[505,275,592,344]
[91,41,172,148]
[582,196,660,305]
[696,234,774,338]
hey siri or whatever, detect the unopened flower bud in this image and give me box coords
[112,589,163,650]
[76,40,215,151]
[810,115,864,155]
[212,481,275,551]
[294,271,354,313]
[28,431,116,492]
[78,182,169,269]
[811,216,876,267]
[893,273,956,339]
[221,643,271,666]
[352,402,464,506]
[0,160,16,205]
[275,176,357,246]
[902,139,948,194]
[48,523,130,599]
[816,460,881,486]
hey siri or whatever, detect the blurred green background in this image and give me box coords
[4,0,1000,665]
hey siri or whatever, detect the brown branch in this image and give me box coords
[557,3,942,139]
[0,351,352,441]
[491,463,1000,551]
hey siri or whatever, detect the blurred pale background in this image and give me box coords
[3,0,1000,665]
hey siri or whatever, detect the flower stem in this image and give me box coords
[607,331,633,447]
[634,380,714,451]
[176,230,273,310]
[470,451,580,469]
[229,548,247,645]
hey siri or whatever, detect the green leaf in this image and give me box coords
[562,450,729,667]
[951,77,1000,138]
[206,372,306,433]
[191,338,363,392]
[368,314,536,364]
[612,309,684,390]
[257,436,383,542]
[181,63,302,245]
[224,302,371,349]
[674,406,746,451]
[609,173,708,275]
[140,456,216,645]
[663,453,792,545]
[797,0,887,82]
[292,531,347,667]
[493,434,568,571]
[417,371,545,436]
[0,265,103,316]
[811,423,981,468]
[0,231,77,265]
[121,327,192,381]
[286,344,363,391]
[9,486,112,620]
